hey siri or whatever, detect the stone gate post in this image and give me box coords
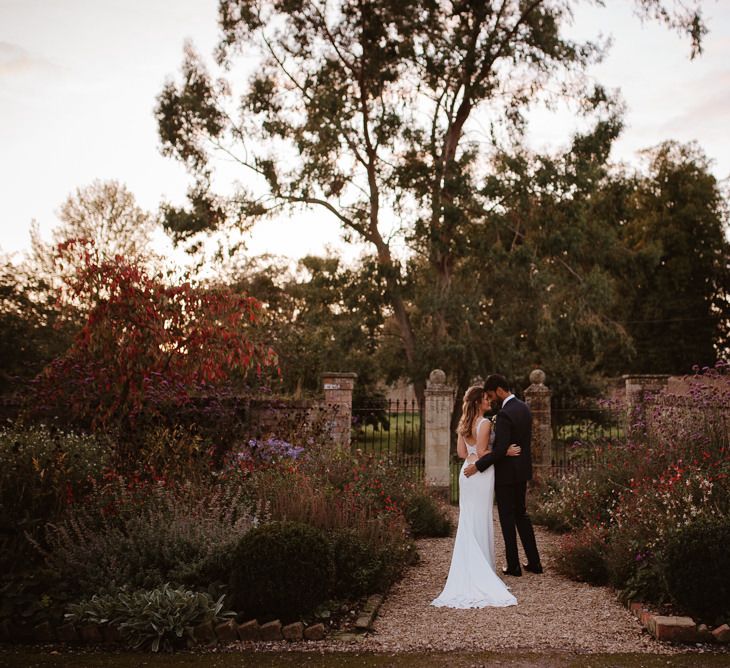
[424,369,454,495]
[623,374,669,438]
[524,369,552,471]
[321,372,357,448]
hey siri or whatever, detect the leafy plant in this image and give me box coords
[340,451,419,517]
[36,477,253,596]
[530,444,633,533]
[0,425,109,571]
[0,570,70,629]
[134,425,209,485]
[402,493,451,538]
[553,524,609,586]
[66,583,234,652]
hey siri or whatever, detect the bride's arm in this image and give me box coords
[456,433,467,460]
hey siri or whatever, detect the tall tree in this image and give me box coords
[30,180,157,284]
[419,112,637,403]
[0,259,76,395]
[226,253,388,397]
[27,180,160,323]
[156,0,705,398]
[618,141,730,372]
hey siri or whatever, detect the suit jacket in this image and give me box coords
[475,396,532,486]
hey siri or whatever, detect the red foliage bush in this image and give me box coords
[29,240,278,460]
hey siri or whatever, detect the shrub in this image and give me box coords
[245,448,413,598]
[604,530,665,604]
[538,369,730,608]
[330,529,390,600]
[229,521,333,621]
[27,241,278,463]
[553,524,609,586]
[0,569,70,629]
[531,444,634,533]
[134,425,209,485]
[0,425,109,572]
[661,515,730,623]
[296,441,354,486]
[36,478,253,596]
[341,452,419,516]
[403,493,451,538]
[604,461,722,603]
[65,583,234,652]
[247,463,410,544]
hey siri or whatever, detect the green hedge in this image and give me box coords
[229,521,333,621]
[661,515,730,623]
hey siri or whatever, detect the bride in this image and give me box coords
[431,385,519,608]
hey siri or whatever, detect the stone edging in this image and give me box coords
[626,601,730,644]
[323,594,385,643]
[0,617,327,647]
[0,593,390,648]
[354,594,384,631]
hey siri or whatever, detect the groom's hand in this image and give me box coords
[464,463,478,477]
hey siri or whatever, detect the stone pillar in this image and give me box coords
[321,372,357,448]
[424,369,454,494]
[623,374,670,438]
[524,369,552,471]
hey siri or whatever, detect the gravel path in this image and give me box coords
[234,505,719,656]
[350,505,676,654]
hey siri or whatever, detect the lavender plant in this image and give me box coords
[34,479,254,596]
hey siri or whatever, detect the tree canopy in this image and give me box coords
[30,180,157,275]
[225,253,387,397]
[617,141,730,372]
[156,0,708,399]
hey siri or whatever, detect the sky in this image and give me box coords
[1,0,728,264]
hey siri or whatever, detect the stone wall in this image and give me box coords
[641,372,730,446]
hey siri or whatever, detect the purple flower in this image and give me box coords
[248,437,305,461]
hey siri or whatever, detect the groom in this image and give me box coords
[464,374,542,576]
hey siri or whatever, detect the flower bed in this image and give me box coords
[533,365,730,630]
[1,422,449,651]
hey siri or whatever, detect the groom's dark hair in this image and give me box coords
[484,374,510,392]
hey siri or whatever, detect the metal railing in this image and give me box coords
[351,399,425,479]
[550,399,624,476]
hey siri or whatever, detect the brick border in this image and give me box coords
[626,601,730,644]
[0,617,328,647]
[0,591,389,648]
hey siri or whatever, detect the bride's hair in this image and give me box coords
[457,385,485,437]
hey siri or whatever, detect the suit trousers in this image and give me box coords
[494,481,541,571]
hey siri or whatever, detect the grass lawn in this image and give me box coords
[351,412,423,460]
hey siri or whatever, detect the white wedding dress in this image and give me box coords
[431,417,517,608]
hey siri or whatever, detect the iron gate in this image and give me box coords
[351,399,425,479]
[550,398,624,476]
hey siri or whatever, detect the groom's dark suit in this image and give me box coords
[475,396,541,574]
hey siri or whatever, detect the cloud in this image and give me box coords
[0,41,58,77]
[657,68,730,138]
